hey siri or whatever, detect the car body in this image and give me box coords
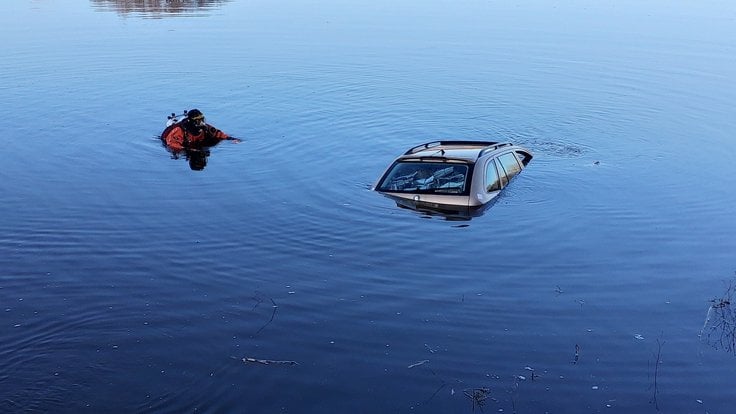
[373,141,533,216]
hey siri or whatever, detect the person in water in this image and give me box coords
[161,109,240,170]
[161,109,240,152]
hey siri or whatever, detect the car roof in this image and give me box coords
[397,141,519,163]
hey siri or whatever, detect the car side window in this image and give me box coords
[515,150,532,166]
[498,152,522,180]
[485,160,501,192]
[498,159,509,188]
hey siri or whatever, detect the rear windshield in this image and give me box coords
[377,162,469,194]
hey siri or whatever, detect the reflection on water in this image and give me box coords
[162,145,212,171]
[386,195,492,222]
[90,0,230,18]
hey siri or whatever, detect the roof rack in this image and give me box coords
[404,140,499,155]
[477,142,514,158]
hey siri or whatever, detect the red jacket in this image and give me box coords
[161,121,229,152]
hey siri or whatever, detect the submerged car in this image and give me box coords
[373,140,532,216]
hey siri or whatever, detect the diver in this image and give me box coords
[161,109,240,170]
[161,109,240,152]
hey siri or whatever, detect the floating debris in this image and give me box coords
[408,360,430,369]
[242,357,298,366]
[634,334,645,340]
[572,344,580,364]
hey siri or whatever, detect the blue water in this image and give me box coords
[2,0,736,412]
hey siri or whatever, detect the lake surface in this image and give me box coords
[2,0,735,412]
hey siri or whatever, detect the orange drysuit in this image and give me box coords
[161,121,229,152]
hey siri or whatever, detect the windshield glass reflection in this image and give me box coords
[90,0,231,18]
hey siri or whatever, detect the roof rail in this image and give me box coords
[404,140,499,155]
[404,141,442,155]
[478,142,514,158]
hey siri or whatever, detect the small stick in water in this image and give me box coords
[408,359,430,369]
[242,357,298,366]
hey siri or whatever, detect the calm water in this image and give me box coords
[2,0,736,412]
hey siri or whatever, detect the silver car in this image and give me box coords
[373,141,533,216]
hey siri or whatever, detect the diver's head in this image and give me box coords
[186,109,206,128]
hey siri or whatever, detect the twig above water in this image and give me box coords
[253,294,278,336]
[700,278,736,355]
[647,336,664,411]
[463,387,490,413]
